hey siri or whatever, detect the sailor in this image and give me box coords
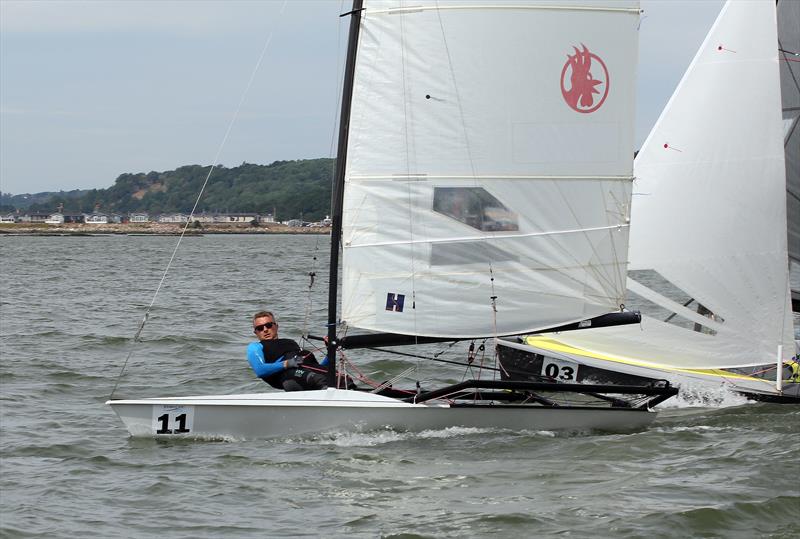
[246,310,328,391]
[785,358,800,383]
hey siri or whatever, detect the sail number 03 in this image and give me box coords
[151,405,194,435]
[541,358,579,381]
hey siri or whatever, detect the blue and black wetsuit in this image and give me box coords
[246,338,328,391]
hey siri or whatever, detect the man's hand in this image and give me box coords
[284,357,300,369]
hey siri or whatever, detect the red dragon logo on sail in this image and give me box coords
[560,44,609,113]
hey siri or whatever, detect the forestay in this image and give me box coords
[341,0,640,337]
[554,0,795,369]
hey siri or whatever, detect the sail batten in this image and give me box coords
[370,4,642,15]
[348,174,635,181]
[346,224,631,249]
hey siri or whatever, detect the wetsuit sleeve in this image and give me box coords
[319,355,329,367]
[247,342,286,378]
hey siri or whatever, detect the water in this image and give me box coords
[1,235,798,538]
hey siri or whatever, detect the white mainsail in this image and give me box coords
[550,0,794,369]
[341,0,640,337]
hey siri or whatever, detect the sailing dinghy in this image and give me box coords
[108,0,678,439]
[498,0,800,403]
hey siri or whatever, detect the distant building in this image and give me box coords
[214,213,259,223]
[192,213,216,224]
[286,219,303,228]
[19,213,50,223]
[45,213,65,225]
[63,214,84,224]
[259,214,275,224]
[129,212,149,223]
[84,213,108,224]
[158,214,189,224]
[0,214,17,224]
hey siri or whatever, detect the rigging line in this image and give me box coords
[397,0,420,345]
[370,365,418,393]
[328,1,348,163]
[605,192,628,299]
[778,41,800,150]
[301,240,320,339]
[461,340,491,383]
[778,43,800,89]
[363,346,502,372]
[777,243,792,361]
[433,0,491,275]
[433,1,481,197]
[109,1,288,401]
[550,173,631,307]
[323,2,346,311]
[488,264,500,382]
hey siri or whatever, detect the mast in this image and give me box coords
[327,0,363,388]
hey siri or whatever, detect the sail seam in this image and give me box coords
[348,174,635,181]
[373,5,640,15]
[345,223,629,248]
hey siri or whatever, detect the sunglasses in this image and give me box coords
[254,322,276,332]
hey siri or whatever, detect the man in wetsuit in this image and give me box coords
[246,310,328,391]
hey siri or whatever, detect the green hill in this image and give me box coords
[1,159,335,221]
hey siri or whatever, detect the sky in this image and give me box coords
[0,0,725,195]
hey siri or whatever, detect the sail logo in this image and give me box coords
[385,293,405,312]
[560,44,609,113]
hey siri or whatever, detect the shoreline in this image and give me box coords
[0,223,331,236]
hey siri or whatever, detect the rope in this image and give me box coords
[362,345,501,373]
[109,1,288,400]
[369,366,418,394]
[301,237,321,339]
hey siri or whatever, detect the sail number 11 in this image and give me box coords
[151,405,195,435]
[156,413,189,434]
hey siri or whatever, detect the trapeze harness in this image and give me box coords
[257,338,327,391]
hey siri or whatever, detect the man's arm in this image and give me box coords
[246,342,287,378]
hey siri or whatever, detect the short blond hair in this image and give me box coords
[253,311,276,324]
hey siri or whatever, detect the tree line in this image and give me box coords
[0,158,335,222]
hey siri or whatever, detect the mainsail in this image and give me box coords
[339,0,641,338]
[778,0,800,300]
[549,0,795,369]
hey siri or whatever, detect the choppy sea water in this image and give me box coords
[1,234,798,538]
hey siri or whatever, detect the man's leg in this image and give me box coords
[281,378,304,392]
[306,372,328,390]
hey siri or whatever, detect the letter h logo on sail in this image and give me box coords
[385,292,405,312]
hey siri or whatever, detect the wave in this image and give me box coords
[619,496,800,538]
[656,380,753,409]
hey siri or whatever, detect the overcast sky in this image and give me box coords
[0,0,725,195]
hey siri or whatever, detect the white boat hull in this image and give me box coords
[107,388,658,439]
